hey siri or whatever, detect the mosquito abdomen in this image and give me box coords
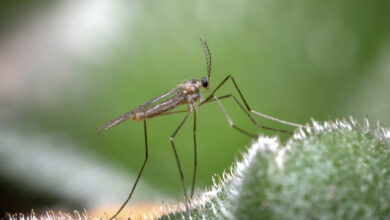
[95,113,131,134]
[141,93,187,120]
[130,112,145,121]
[96,92,188,133]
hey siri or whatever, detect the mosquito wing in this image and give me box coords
[96,87,181,134]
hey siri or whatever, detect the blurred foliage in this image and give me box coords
[0,0,54,33]
[1,0,390,213]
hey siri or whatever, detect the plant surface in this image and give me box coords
[159,117,390,220]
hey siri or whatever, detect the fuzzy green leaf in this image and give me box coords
[158,118,390,220]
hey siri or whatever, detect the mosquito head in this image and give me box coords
[200,36,211,87]
[201,76,210,90]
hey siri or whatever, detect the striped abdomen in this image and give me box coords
[130,93,187,121]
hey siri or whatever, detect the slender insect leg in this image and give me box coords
[203,94,283,131]
[170,111,192,214]
[190,110,197,198]
[228,75,304,128]
[110,120,149,220]
[213,94,257,138]
[202,94,232,104]
[216,94,293,134]
[200,74,304,132]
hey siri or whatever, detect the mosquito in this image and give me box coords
[96,37,304,219]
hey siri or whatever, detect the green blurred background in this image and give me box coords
[1,0,390,215]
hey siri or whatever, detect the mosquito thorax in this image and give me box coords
[182,79,202,94]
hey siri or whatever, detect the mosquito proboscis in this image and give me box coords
[96,37,304,219]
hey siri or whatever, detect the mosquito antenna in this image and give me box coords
[200,36,212,82]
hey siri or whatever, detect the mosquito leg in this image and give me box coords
[228,75,305,128]
[190,110,197,198]
[170,111,192,215]
[228,94,295,134]
[202,94,232,104]
[250,110,304,127]
[200,74,304,132]
[213,94,257,138]
[110,120,149,220]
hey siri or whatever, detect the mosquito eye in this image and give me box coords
[201,77,208,87]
